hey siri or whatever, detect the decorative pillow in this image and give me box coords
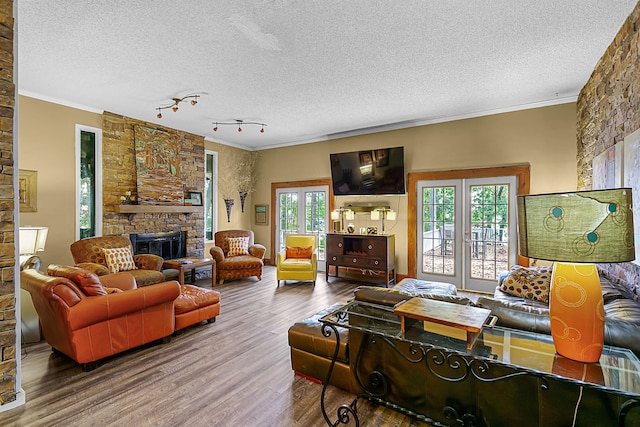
[286,246,313,259]
[500,265,552,303]
[102,246,138,273]
[227,237,249,257]
[47,265,107,296]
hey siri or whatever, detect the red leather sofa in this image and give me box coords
[21,265,220,370]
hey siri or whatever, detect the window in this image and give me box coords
[205,150,218,241]
[76,125,102,240]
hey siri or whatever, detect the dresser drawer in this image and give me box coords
[343,256,367,267]
[369,258,385,268]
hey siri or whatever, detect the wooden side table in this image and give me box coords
[162,257,216,288]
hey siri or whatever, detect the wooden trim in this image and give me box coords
[270,179,334,262]
[113,204,203,220]
[407,165,530,278]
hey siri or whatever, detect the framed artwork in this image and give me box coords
[592,142,622,190]
[19,169,37,212]
[623,128,640,265]
[134,125,183,204]
[255,204,269,225]
[188,191,203,206]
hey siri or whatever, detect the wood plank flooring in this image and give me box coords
[2,266,429,427]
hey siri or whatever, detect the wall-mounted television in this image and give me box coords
[330,146,406,196]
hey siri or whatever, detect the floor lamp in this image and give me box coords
[517,188,634,363]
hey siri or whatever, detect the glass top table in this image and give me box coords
[320,299,640,395]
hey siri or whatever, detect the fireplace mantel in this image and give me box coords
[113,205,203,219]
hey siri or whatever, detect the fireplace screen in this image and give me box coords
[129,231,186,260]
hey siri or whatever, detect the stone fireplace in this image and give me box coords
[101,112,206,257]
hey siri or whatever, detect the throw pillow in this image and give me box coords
[102,246,138,273]
[286,246,313,259]
[47,265,107,296]
[227,237,249,257]
[500,265,552,303]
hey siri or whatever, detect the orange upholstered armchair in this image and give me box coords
[20,265,180,370]
[70,235,166,287]
[209,230,266,285]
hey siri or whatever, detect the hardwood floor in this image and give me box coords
[3,266,428,427]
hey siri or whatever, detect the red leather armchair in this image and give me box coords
[20,265,180,370]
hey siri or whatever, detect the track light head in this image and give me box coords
[210,119,267,135]
[156,94,200,118]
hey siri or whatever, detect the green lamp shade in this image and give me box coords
[517,188,635,263]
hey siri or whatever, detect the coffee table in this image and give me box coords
[319,300,640,426]
[162,257,216,287]
[394,297,495,350]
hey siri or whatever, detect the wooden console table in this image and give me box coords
[325,233,395,286]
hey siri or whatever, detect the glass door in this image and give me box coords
[276,185,329,271]
[417,176,517,292]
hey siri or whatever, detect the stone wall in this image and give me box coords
[0,0,15,405]
[577,2,640,284]
[102,112,205,256]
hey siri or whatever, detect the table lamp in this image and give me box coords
[370,208,397,234]
[330,208,354,233]
[517,188,634,362]
[19,226,49,270]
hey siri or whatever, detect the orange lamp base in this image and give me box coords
[549,262,604,363]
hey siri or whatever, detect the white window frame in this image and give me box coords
[75,124,103,240]
[205,149,218,243]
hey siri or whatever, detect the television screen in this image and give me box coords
[330,146,406,196]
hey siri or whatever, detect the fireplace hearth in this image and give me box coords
[129,231,186,260]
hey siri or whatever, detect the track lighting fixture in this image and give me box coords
[156,94,200,119]
[212,119,267,134]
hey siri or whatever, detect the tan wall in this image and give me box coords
[18,96,102,267]
[254,103,578,274]
[203,141,254,256]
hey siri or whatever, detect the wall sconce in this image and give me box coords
[213,119,267,134]
[156,94,200,118]
[19,226,49,270]
[371,208,396,234]
[331,207,354,232]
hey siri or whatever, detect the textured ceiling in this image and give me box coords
[16,1,638,150]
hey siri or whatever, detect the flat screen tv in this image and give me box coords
[330,146,406,196]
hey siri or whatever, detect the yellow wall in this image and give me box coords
[19,95,577,275]
[253,103,578,274]
[18,96,102,267]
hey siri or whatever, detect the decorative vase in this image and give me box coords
[239,191,248,213]
[224,198,235,222]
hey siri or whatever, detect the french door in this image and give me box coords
[276,185,329,271]
[416,176,517,292]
